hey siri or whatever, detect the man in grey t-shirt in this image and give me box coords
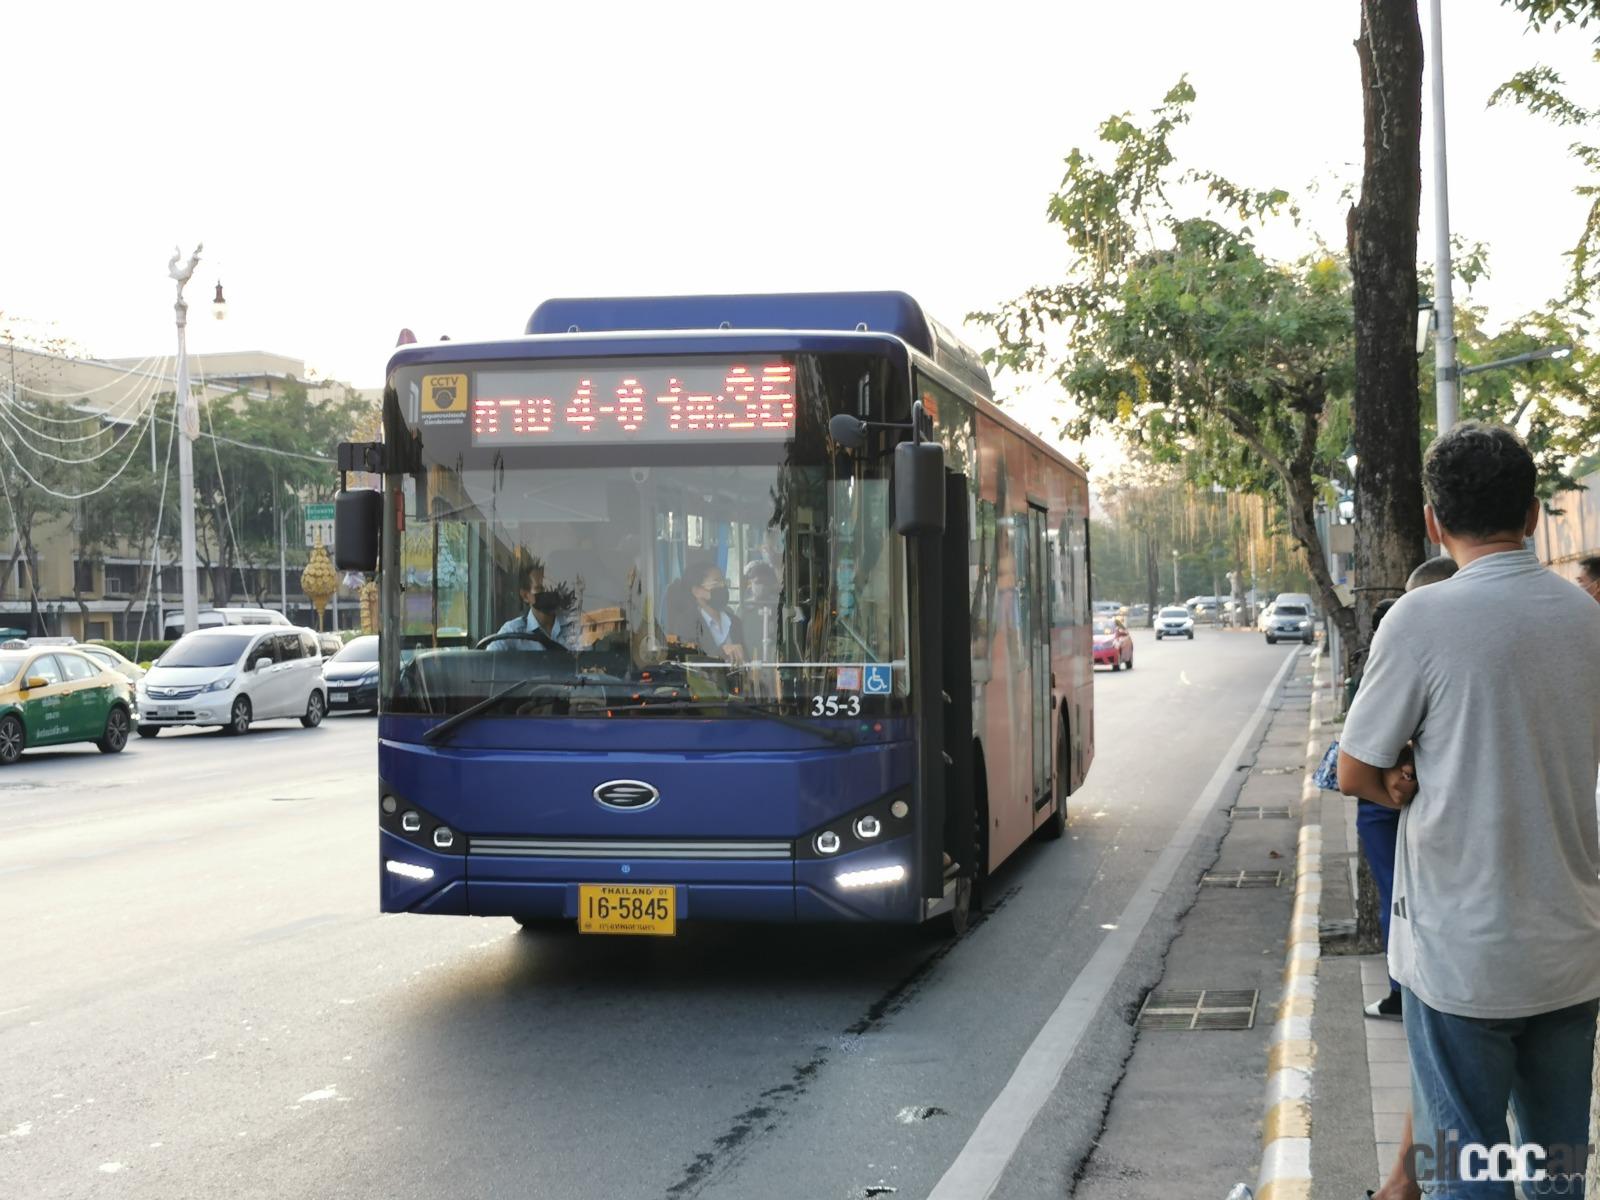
[1339,423,1600,1195]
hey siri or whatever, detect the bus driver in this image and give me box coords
[493,560,578,652]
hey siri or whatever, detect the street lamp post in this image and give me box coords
[1428,0,1462,433]
[168,246,203,636]
[1171,549,1180,605]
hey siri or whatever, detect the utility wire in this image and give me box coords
[0,369,160,458]
[131,394,180,655]
[2,351,166,400]
[0,364,166,425]
[194,359,249,602]
[0,395,159,500]
[149,413,334,463]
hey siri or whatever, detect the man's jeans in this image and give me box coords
[1402,987,1597,1197]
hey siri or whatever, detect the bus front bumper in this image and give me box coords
[379,829,922,924]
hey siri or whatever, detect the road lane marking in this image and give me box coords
[925,647,1303,1200]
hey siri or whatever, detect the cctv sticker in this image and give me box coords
[420,374,468,424]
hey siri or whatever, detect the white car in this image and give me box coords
[79,643,146,685]
[1155,606,1195,640]
[137,626,327,737]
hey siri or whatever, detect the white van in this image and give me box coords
[162,607,289,638]
[137,626,327,736]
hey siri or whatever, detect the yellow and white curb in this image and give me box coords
[1256,649,1325,1200]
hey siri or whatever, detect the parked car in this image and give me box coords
[1265,594,1316,645]
[317,632,343,658]
[1154,606,1195,640]
[1257,601,1277,632]
[1092,618,1134,671]
[162,606,290,638]
[79,643,146,685]
[0,643,135,764]
[1126,603,1150,624]
[137,626,327,736]
[323,635,379,714]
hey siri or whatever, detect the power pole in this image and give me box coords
[169,246,203,635]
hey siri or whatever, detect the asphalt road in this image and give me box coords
[1,627,1294,1200]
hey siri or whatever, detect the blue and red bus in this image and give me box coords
[336,292,1093,934]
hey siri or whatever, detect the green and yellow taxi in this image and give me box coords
[0,641,135,765]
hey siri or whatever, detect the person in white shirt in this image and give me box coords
[492,561,577,652]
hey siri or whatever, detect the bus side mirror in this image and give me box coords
[894,441,946,536]
[335,489,382,572]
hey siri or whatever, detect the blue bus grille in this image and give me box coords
[468,837,793,861]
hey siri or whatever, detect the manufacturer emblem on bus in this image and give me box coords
[593,780,660,811]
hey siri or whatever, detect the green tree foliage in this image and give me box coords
[1490,1,1600,298]
[972,81,1361,647]
[186,381,372,603]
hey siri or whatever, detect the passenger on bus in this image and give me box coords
[740,561,781,662]
[493,560,578,652]
[665,560,746,664]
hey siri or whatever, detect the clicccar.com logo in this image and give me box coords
[1404,1133,1594,1193]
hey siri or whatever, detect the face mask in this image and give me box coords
[532,590,560,612]
[750,583,776,602]
[705,586,729,610]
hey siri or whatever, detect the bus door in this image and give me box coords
[1026,504,1051,803]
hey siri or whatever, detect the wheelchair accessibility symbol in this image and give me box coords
[863,665,893,695]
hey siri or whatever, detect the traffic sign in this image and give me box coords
[304,502,336,548]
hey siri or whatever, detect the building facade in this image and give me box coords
[1,344,377,643]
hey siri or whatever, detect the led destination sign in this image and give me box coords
[470,360,796,446]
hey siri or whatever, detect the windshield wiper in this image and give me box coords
[421,675,606,745]
[592,697,860,747]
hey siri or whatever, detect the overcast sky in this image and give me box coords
[5,0,1597,440]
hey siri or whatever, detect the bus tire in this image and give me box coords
[1038,715,1069,841]
[932,750,988,938]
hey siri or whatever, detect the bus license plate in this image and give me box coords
[578,884,676,936]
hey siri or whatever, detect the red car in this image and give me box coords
[1093,619,1133,671]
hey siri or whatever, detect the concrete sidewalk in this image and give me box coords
[1306,738,1411,1199]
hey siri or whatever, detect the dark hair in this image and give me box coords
[1579,555,1600,581]
[1405,556,1459,591]
[1423,422,1535,538]
[683,558,723,589]
[1371,598,1398,636]
[516,557,546,592]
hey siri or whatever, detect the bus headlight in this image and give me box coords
[381,795,398,814]
[385,860,434,882]
[854,815,882,840]
[432,826,454,849]
[814,830,842,855]
[889,799,909,819]
[837,864,906,889]
[401,810,422,833]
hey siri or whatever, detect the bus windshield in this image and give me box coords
[381,352,910,719]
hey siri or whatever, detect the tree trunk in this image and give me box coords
[1350,0,1427,684]
[1145,532,1159,627]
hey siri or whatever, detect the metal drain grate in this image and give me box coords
[1136,988,1259,1031]
[1230,806,1294,820]
[1201,869,1283,888]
